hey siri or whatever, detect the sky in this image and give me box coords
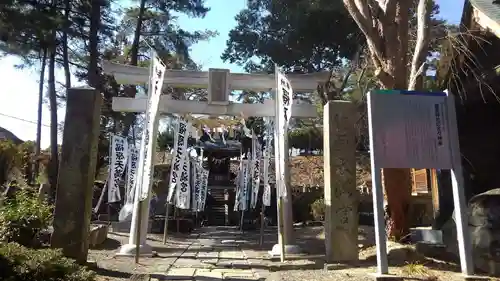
[0,0,464,149]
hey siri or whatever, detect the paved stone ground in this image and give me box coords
[89,226,324,281]
[163,227,270,280]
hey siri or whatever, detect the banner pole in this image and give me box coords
[175,206,179,234]
[259,204,265,247]
[162,202,170,244]
[240,209,245,232]
[134,200,143,263]
[273,65,285,262]
[278,197,285,262]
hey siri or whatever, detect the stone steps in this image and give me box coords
[207,189,227,226]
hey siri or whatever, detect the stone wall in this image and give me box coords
[290,187,433,227]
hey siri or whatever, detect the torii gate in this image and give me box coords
[102,61,328,257]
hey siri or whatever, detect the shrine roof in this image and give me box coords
[195,140,241,157]
[0,126,23,145]
[194,139,241,152]
[470,0,500,32]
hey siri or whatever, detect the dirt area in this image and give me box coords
[287,226,498,281]
[87,226,499,281]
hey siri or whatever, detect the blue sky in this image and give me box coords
[0,0,464,149]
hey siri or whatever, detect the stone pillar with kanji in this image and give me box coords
[323,101,358,262]
[51,87,102,263]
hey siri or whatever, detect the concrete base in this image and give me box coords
[462,276,492,281]
[415,241,449,260]
[323,263,354,271]
[116,243,153,257]
[410,227,443,244]
[371,274,403,281]
[111,220,153,233]
[89,225,109,247]
[268,244,302,256]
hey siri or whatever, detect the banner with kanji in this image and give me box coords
[109,135,128,203]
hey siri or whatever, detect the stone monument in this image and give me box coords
[51,87,102,263]
[323,101,358,262]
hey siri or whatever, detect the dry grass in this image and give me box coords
[402,261,429,276]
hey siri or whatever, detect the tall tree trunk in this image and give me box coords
[88,0,101,89]
[62,0,71,89]
[88,0,102,178]
[34,48,48,181]
[130,0,146,67]
[48,25,58,193]
[48,59,58,190]
[382,0,413,236]
[343,0,432,240]
[122,0,147,137]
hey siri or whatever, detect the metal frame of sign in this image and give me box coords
[367,90,473,276]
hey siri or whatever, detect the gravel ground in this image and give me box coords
[279,269,373,281]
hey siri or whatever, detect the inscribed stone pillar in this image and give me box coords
[323,101,358,262]
[51,87,102,263]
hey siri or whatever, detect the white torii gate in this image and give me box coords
[103,61,327,257]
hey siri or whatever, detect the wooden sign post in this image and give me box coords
[367,90,473,277]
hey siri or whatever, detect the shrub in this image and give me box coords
[292,191,322,222]
[0,242,95,281]
[310,198,325,221]
[0,140,22,188]
[0,189,53,247]
[18,141,35,184]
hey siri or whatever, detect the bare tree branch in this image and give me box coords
[344,0,385,64]
[408,62,427,90]
[339,44,366,92]
[408,0,431,90]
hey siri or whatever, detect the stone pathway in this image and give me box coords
[91,226,319,281]
[160,227,273,280]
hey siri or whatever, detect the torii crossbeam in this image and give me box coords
[103,61,328,117]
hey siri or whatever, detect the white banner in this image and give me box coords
[262,120,272,206]
[194,148,205,211]
[109,135,128,203]
[262,118,273,206]
[191,161,202,212]
[234,189,240,211]
[176,156,191,209]
[276,69,293,128]
[198,168,209,211]
[239,160,250,210]
[125,147,139,204]
[275,67,293,198]
[136,52,166,201]
[167,119,190,203]
[234,168,241,211]
[234,160,243,211]
[250,135,261,209]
